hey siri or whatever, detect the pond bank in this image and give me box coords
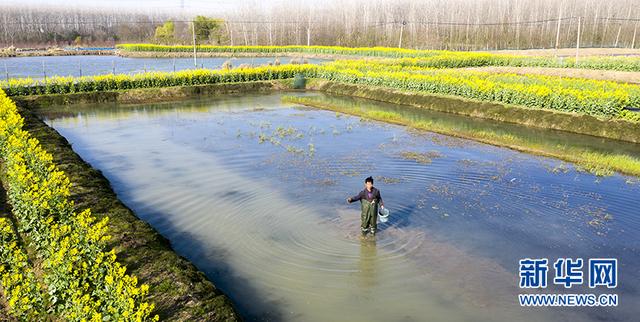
[0,48,113,57]
[12,80,293,108]
[305,79,640,144]
[9,102,242,321]
[115,49,364,60]
[12,79,640,144]
[281,94,640,177]
[11,79,640,177]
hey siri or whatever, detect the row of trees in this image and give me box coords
[221,0,640,50]
[1,0,639,50]
[154,17,227,45]
[0,5,168,47]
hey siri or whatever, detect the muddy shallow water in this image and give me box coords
[40,92,639,321]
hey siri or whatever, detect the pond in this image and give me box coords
[39,92,639,321]
[0,55,328,80]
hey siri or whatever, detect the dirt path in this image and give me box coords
[456,66,640,84]
[481,47,640,57]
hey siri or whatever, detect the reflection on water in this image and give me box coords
[358,236,379,291]
[40,92,640,322]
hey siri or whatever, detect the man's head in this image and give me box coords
[365,176,374,190]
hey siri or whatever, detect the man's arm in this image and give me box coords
[377,189,384,207]
[347,191,363,203]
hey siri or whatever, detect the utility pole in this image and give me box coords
[226,22,234,46]
[42,61,47,83]
[398,20,406,48]
[307,7,312,47]
[633,22,638,49]
[555,7,563,52]
[192,20,197,68]
[576,16,581,64]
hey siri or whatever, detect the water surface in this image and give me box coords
[0,55,328,80]
[40,92,640,321]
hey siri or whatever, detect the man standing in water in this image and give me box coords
[347,176,384,236]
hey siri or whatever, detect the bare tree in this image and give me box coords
[2,0,640,50]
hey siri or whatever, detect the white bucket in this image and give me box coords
[378,207,390,223]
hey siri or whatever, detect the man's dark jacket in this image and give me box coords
[349,187,384,206]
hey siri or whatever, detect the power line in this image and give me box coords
[407,17,577,27]
[4,16,640,27]
[1,20,314,26]
[597,17,640,22]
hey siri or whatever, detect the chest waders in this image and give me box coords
[360,199,378,233]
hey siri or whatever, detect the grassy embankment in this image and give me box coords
[0,87,241,320]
